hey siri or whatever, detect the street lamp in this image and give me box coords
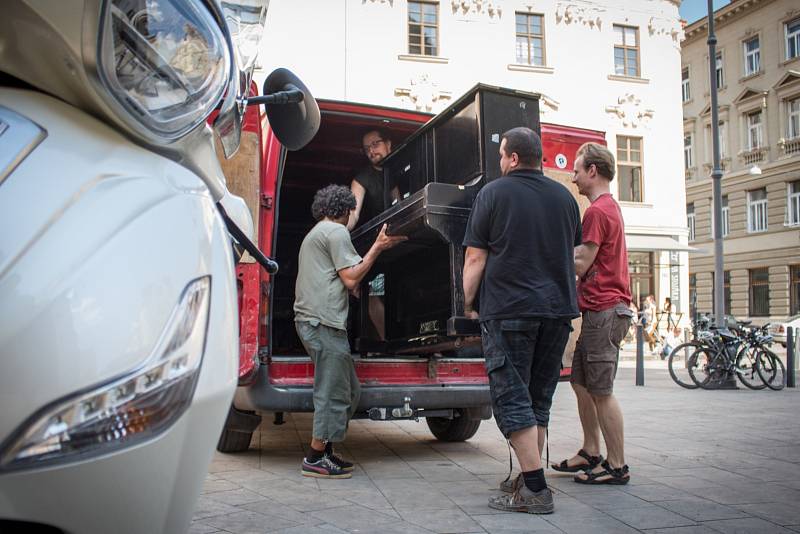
[707,0,738,388]
[707,0,725,329]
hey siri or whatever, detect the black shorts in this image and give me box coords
[481,318,571,438]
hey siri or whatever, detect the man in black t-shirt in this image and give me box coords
[347,129,398,231]
[463,126,581,515]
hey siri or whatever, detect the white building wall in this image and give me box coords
[258,0,689,318]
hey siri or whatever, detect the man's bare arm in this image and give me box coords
[338,224,406,290]
[574,242,599,278]
[347,180,367,231]
[463,246,488,319]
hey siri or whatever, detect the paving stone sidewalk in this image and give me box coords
[193,368,800,534]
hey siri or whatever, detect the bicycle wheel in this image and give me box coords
[668,342,704,389]
[735,345,767,390]
[756,349,786,391]
[687,347,723,389]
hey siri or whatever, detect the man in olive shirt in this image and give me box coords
[295,184,405,479]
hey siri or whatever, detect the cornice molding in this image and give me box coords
[682,0,777,45]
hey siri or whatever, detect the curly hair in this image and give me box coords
[311,184,357,221]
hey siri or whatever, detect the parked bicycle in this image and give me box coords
[667,315,785,390]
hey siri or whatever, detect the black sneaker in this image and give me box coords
[327,451,354,472]
[324,443,354,472]
[301,456,352,479]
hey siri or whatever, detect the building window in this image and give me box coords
[689,273,697,319]
[613,25,639,77]
[747,188,768,233]
[786,17,800,60]
[710,195,730,237]
[408,1,438,56]
[629,252,653,310]
[687,203,696,241]
[711,270,732,316]
[788,180,800,227]
[714,51,724,89]
[515,13,545,66]
[791,265,800,315]
[743,36,760,76]
[749,267,770,317]
[682,67,691,102]
[722,195,730,237]
[617,136,643,202]
[746,110,763,150]
[684,133,693,169]
[706,121,728,161]
[788,97,800,139]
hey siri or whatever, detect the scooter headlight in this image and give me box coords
[97,0,231,139]
[0,277,211,473]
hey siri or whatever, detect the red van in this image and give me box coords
[216,89,604,452]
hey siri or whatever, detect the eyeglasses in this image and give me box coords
[362,139,385,152]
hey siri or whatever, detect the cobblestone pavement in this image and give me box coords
[193,367,800,534]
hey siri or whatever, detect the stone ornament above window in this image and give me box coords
[450,0,503,22]
[538,94,560,117]
[605,93,654,128]
[555,3,604,30]
[647,16,683,45]
[362,0,393,5]
[395,73,453,112]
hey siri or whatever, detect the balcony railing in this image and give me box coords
[738,146,768,165]
[778,137,800,157]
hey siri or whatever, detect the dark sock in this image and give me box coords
[307,445,325,462]
[522,468,547,492]
[325,441,333,454]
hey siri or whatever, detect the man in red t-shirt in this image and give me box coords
[550,142,634,485]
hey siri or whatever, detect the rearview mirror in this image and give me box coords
[250,68,320,151]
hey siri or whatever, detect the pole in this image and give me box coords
[636,324,645,386]
[706,0,738,389]
[707,0,725,328]
[787,326,796,388]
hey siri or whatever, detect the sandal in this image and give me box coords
[574,460,630,485]
[550,449,602,473]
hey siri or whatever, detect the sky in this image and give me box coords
[679,0,731,24]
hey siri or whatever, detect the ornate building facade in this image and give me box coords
[257,0,688,319]
[682,0,800,323]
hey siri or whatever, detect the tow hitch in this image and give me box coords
[367,396,454,421]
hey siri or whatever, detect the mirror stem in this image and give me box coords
[248,86,304,106]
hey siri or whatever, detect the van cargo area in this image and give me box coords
[270,101,430,357]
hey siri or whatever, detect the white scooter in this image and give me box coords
[0,1,318,532]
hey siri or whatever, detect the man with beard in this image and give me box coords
[347,129,398,231]
[462,127,582,513]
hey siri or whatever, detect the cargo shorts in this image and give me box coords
[481,318,571,438]
[570,303,633,396]
[296,321,361,442]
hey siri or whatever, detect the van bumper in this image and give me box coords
[234,362,492,414]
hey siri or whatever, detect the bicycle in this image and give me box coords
[688,322,782,390]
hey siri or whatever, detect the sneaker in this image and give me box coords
[327,451,354,472]
[301,456,352,479]
[324,443,354,472]
[488,485,554,514]
[499,473,522,493]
